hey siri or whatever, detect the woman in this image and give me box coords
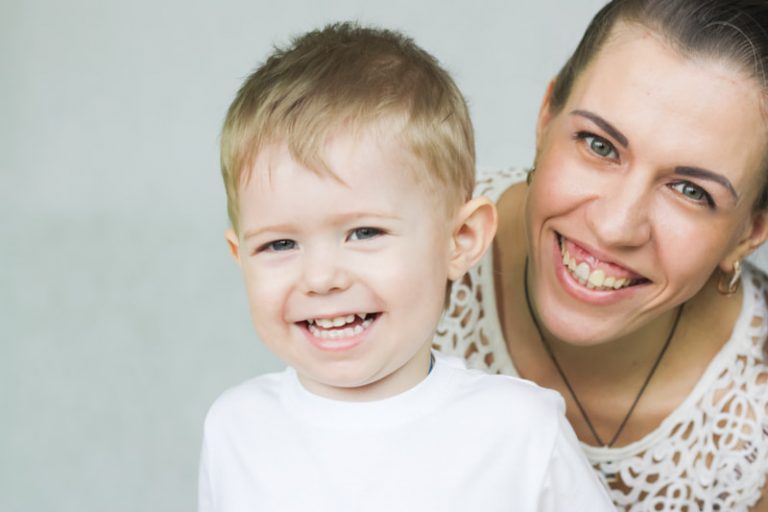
[435,0,768,510]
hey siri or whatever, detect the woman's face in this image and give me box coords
[527,25,768,345]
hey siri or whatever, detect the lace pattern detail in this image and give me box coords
[434,168,768,511]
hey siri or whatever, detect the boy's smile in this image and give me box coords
[227,123,457,401]
[303,313,378,343]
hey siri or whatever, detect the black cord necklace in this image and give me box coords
[523,257,684,448]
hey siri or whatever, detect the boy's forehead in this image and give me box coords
[238,130,457,222]
[244,124,419,192]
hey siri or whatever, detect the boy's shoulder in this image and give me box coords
[203,369,287,430]
[435,352,565,424]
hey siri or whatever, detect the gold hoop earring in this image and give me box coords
[718,260,742,296]
[526,167,536,186]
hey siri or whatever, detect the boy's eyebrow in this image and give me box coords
[570,110,629,148]
[241,212,401,240]
[242,223,296,241]
[675,166,739,201]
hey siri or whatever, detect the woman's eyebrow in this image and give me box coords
[570,110,629,148]
[569,111,739,199]
[675,166,738,201]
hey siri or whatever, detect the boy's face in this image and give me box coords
[228,125,456,401]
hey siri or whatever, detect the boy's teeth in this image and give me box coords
[313,315,355,328]
[333,315,353,327]
[560,242,638,291]
[308,317,373,339]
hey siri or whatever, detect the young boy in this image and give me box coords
[199,23,613,512]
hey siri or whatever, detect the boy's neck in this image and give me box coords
[295,343,435,402]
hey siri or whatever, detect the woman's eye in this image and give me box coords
[261,239,297,252]
[578,132,618,160]
[348,227,383,241]
[670,181,715,208]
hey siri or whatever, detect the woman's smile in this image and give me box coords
[525,23,767,344]
[551,232,650,307]
[557,233,648,290]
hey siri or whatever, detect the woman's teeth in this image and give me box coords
[306,313,373,339]
[561,243,637,290]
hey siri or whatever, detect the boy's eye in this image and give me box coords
[347,227,383,241]
[669,181,715,208]
[577,132,618,160]
[260,239,297,252]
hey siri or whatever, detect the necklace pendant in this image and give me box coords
[601,460,620,484]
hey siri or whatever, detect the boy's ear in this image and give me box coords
[720,209,768,272]
[448,196,498,281]
[225,228,242,265]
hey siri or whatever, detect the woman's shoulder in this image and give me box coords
[745,259,768,297]
[738,261,768,343]
[733,261,768,366]
[593,262,768,509]
[474,167,528,202]
[433,167,527,376]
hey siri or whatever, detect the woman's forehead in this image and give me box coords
[550,24,767,203]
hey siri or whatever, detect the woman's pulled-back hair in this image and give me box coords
[221,22,475,234]
[550,0,768,208]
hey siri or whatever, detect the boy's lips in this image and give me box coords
[300,312,380,341]
[557,234,649,291]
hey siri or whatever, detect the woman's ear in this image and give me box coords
[447,197,498,281]
[719,209,768,272]
[535,79,557,146]
[225,228,242,266]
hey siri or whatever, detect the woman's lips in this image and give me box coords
[557,234,649,291]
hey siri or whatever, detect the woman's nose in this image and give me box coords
[586,173,653,249]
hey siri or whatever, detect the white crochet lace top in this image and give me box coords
[434,167,768,511]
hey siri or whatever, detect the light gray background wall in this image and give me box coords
[7,1,764,511]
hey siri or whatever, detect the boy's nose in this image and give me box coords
[300,248,351,295]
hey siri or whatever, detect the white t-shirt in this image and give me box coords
[198,352,614,512]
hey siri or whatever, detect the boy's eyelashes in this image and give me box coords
[346,226,384,241]
[258,239,297,253]
[254,227,387,254]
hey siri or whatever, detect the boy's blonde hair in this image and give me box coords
[221,22,475,233]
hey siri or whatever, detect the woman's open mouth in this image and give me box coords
[557,234,649,291]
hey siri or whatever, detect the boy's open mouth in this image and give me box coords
[302,313,380,339]
[557,234,650,290]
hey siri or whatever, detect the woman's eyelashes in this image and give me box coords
[575,131,619,161]
[669,181,716,209]
[572,130,717,210]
